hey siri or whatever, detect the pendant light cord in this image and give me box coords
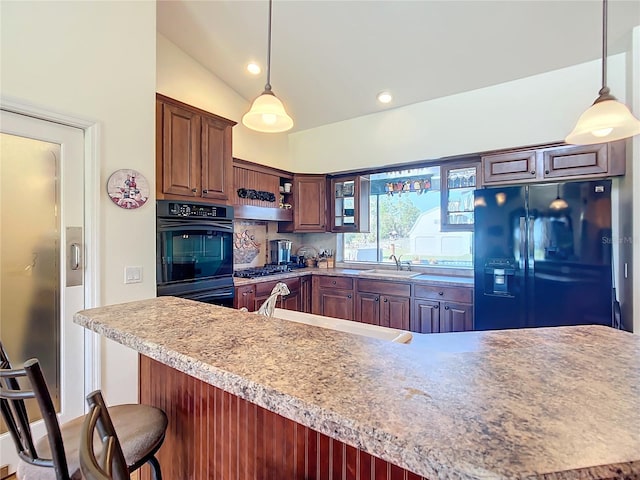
[265,0,273,92]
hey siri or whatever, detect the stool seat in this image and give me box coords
[17,404,167,479]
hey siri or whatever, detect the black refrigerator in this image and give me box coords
[474,179,615,331]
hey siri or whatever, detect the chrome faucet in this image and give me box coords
[389,254,401,270]
[256,282,291,318]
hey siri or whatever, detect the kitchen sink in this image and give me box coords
[358,269,421,279]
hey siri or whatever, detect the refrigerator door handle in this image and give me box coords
[519,216,526,270]
[528,216,535,266]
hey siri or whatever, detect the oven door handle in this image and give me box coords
[185,288,234,302]
[157,219,233,232]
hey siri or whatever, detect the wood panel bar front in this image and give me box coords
[139,355,426,480]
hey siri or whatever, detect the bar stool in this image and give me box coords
[0,342,167,480]
[79,390,129,480]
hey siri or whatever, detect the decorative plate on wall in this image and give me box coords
[107,169,150,209]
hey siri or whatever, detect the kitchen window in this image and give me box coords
[342,165,474,269]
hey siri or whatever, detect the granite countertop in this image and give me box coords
[74,297,640,479]
[233,267,474,287]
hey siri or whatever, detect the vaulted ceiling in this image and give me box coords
[157,1,640,132]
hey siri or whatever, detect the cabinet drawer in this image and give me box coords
[316,276,353,290]
[413,284,472,303]
[357,279,411,297]
[255,277,300,296]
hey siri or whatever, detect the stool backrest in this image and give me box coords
[0,341,70,479]
[80,390,129,480]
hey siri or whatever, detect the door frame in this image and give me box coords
[1,95,102,398]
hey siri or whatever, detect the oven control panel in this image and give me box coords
[157,200,231,219]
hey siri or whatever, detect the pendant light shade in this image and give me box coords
[565,0,640,145]
[243,89,294,133]
[242,0,293,133]
[565,97,640,145]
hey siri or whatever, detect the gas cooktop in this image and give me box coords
[234,264,307,279]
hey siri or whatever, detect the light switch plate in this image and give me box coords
[124,266,142,284]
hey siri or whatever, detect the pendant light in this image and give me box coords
[565,0,640,145]
[242,0,293,133]
[549,184,569,210]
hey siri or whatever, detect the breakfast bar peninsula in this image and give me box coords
[74,296,640,480]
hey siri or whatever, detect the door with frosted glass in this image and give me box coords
[0,111,85,472]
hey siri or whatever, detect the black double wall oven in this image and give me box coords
[156,200,234,307]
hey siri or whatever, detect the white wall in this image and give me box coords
[289,56,627,173]
[157,34,290,170]
[0,1,157,404]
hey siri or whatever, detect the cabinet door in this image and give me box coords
[160,102,200,197]
[235,285,256,311]
[317,290,354,321]
[441,163,478,232]
[201,115,233,202]
[281,292,300,311]
[292,174,327,232]
[482,150,538,184]
[542,143,608,179]
[356,292,380,325]
[330,176,371,233]
[440,302,473,332]
[411,299,440,333]
[300,276,312,313]
[381,295,410,330]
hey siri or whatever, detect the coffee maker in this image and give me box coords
[270,239,292,265]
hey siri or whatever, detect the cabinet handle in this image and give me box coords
[530,171,535,175]
[383,298,388,303]
[347,294,352,299]
[434,304,439,309]
[444,305,450,310]
[191,188,198,193]
[374,297,379,302]
[202,189,209,194]
[438,291,444,296]
[242,292,247,296]
[332,280,336,285]
[544,170,550,175]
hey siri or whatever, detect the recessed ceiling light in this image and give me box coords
[377,91,392,104]
[247,62,261,75]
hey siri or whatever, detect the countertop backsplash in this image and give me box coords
[233,220,337,269]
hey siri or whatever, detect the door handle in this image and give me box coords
[528,217,535,265]
[519,216,526,270]
[70,243,81,270]
[66,226,83,287]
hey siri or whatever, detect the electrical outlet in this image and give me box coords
[124,266,142,284]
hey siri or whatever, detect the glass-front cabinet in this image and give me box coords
[441,163,479,231]
[330,175,371,233]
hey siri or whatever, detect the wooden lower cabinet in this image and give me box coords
[411,299,473,333]
[356,279,411,330]
[139,356,426,480]
[311,276,354,320]
[234,285,256,310]
[235,277,303,312]
[411,284,474,334]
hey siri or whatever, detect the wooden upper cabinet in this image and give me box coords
[541,142,624,179]
[482,141,625,185]
[158,100,200,197]
[285,174,327,232]
[156,94,236,204]
[482,150,538,184]
[329,175,370,233]
[201,115,233,201]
